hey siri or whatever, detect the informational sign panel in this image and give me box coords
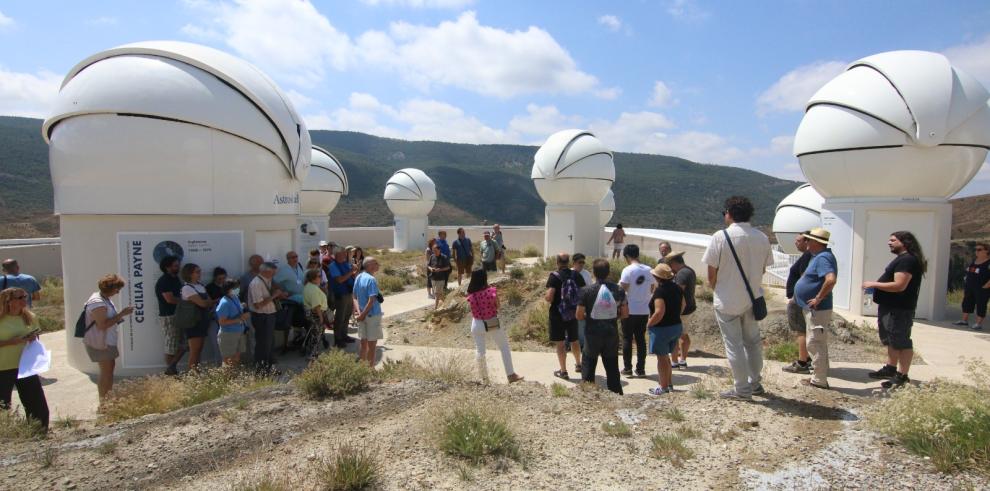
[821,209,854,310]
[116,231,244,369]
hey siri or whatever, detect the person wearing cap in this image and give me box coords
[701,196,773,400]
[646,263,684,395]
[480,231,498,273]
[318,241,331,264]
[792,228,837,389]
[782,234,814,375]
[665,251,695,369]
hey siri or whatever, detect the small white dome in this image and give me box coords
[532,129,615,205]
[773,184,824,254]
[300,146,348,216]
[384,168,436,217]
[599,189,615,227]
[794,50,990,199]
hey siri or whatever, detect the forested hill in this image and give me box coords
[0,116,798,238]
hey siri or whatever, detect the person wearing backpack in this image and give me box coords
[575,259,627,394]
[544,253,585,379]
[619,244,656,378]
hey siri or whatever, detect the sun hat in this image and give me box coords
[651,263,674,280]
[663,251,685,262]
[318,240,329,246]
[801,227,831,245]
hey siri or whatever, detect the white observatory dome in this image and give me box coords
[794,50,990,199]
[773,184,825,254]
[384,168,437,217]
[301,146,349,216]
[599,189,615,227]
[532,129,615,205]
[44,41,311,215]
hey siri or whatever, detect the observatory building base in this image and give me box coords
[820,200,950,321]
[297,215,329,257]
[393,216,428,252]
[544,203,602,258]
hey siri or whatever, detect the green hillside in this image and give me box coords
[0,116,797,238]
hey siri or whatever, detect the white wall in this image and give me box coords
[0,240,62,279]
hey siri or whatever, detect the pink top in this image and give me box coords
[466,286,498,320]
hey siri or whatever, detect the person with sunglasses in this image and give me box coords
[0,287,49,429]
[955,242,990,331]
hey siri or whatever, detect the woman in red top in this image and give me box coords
[465,269,523,384]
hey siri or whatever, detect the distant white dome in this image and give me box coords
[532,129,615,205]
[599,189,615,227]
[384,168,436,217]
[794,50,990,199]
[44,41,310,215]
[300,146,349,216]
[773,184,824,254]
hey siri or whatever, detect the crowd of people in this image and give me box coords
[0,196,955,430]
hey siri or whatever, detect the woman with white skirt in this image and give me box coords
[465,268,523,384]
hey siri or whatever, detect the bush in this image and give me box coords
[0,409,46,441]
[764,341,799,362]
[601,420,632,438]
[377,275,406,294]
[435,400,521,463]
[509,268,525,280]
[376,353,473,384]
[316,445,380,491]
[296,351,373,400]
[34,277,65,333]
[99,368,275,423]
[865,361,990,473]
[499,284,525,306]
[650,434,693,467]
[550,382,569,397]
[508,300,551,345]
[522,246,540,258]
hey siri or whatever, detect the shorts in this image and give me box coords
[613,242,624,252]
[549,312,578,342]
[483,261,497,272]
[648,324,683,356]
[878,305,914,350]
[218,330,247,358]
[456,260,473,276]
[432,280,447,299]
[358,315,384,341]
[85,344,119,362]
[185,319,209,339]
[161,315,183,355]
[786,302,807,333]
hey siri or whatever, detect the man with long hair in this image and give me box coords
[863,231,926,389]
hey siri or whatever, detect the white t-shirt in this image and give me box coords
[85,292,119,347]
[701,222,773,316]
[620,262,656,315]
[180,283,207,300]
[574,268,593,288]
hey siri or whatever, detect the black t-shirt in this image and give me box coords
[649,280,683,327]
[874,253,924,310]
[964,260,990,290]
[786,252,813,299]
[155,273,182,317]
[428,254,451,281]
[546,269,586,309]
[205,283,224,301]
[579,281,626,330]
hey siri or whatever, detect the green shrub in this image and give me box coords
[661,407,685,422]
[34,277,65,333]
[550,382,569,397]
[508,300,551,345]
[650,434,693,467]
[674,425,701,439]
[865,361,990,474]
[509,268,525,280]
[296,351,373,400]
[316,445,380,491]
[601,420,632,438]
[0,409,46,441]
[377,274,406,294]
[53,415,80,429]
[436,400,521,463]
[764,341,799,362]
[499,284,525,306]
[522,246,540,258]
[234,473,291,491]
[689,377,718,400]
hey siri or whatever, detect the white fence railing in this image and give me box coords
[764,244,798,288]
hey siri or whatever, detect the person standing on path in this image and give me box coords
[452,228,474,286]
[619,244,655,378]
[702,196,773,400]
[425,239,437,299]
[492,224,507,273]
[84,274,135,400]
[465,268,524,384]
[155,256,185,375]
[545,253,585,379]
[606,224,626,259]
[248,262,286,372]
[572,253,594,351]
[354,257,384,368]
[782,234,814,375]
[576,259,627,394]
[646,263,684,395]
[215,279,249,368]
[238,254,264,365]
[792,228,837,390]
[329,248,358,349]
[863,231,926,389]
[954,242,990,331]
[0,287,49,430]
[480,231,498,273]
[0,259,41,307]
[665,251,696,369]
[435,230,451,258]
[428,244,452,309]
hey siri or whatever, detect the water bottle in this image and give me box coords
[863,287,875,310]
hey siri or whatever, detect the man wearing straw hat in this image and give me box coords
[792,227,837,389]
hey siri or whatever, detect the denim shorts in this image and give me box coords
[648,324,683,356]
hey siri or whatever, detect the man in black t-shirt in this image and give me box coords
[427,244,451,309]
[863,231,926,389]
[782,234,814,374]
[576,259,627,394]
[955,242,990,331]
[545,253,586,379]
[155,256,185,375]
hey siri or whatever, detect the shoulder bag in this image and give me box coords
[722,230,768,321]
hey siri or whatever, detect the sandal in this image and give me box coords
[507,373,525,383]
[553,370,569,380]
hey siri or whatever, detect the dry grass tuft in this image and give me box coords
[601,420,632,438]
[296,351,373,400]
[316,445,380,491]
[376,352,474,384]
[433,396,521,463]
[650,434,693,467]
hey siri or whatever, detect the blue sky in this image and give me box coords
[2,0,990,195]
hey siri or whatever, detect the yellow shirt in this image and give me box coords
[303,283,328,312]
[0,315,35,371]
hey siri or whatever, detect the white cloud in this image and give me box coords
[285,89,315,110]
[0,10,13,29]
[666,0,709,22]
[943,34,990,88]
[0,67,62,118]
[86,16,118,26]
[756,60,846,116]
[598,15,622,32]
[360,0,474,8]
[508,104,582,137]
[357,12,606,98]
[648,80,674,107]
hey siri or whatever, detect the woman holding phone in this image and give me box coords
[0,287,49,429]
[84,274,135,400]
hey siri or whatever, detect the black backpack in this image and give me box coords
[73,307,94,338]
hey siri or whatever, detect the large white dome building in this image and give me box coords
[773,184,825,255]
[45,41,311,375]
[298,146,349,255]
[384,168,437,251]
